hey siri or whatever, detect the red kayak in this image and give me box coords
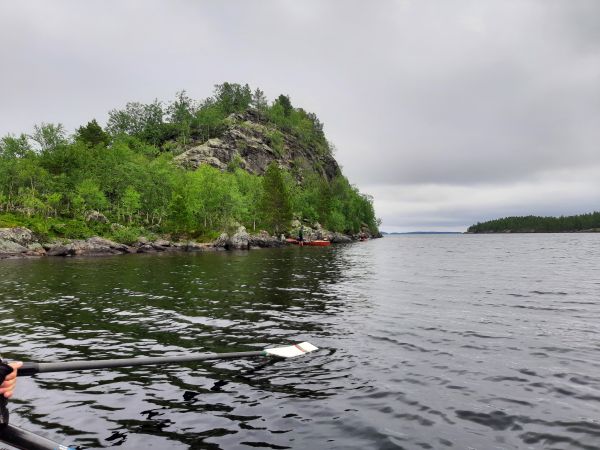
[305,240,331,246]
[286,238,331,247]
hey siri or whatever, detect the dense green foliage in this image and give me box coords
[468,212,600,233]
[260,162,293,234]
[0,83,378,242]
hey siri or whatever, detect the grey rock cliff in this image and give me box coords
[174,110,340,181]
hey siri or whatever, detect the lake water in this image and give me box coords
[1,234,600,449]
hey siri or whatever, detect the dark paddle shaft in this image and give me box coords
[18,350,269,376]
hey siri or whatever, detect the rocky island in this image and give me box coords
[0,83,379,258]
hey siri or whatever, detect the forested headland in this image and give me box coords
[0,83,379,246]
[467,212,600,233]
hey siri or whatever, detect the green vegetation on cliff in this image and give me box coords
[0,83,378,242]
[468,212,600,233]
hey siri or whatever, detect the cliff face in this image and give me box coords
[174,110,340,181]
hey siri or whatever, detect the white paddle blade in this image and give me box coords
[265,342,318,358]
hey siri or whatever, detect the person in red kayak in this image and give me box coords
[298,225,304,246]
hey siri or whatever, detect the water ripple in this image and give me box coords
[0,234,599,448]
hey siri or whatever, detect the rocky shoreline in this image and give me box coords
[0,224,377,259]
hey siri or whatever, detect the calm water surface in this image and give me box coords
[1,234,600,449]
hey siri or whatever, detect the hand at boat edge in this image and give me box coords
[0,362,22,398]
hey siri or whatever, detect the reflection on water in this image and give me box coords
[1,235,600,449]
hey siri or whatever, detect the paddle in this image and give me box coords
[16,342,318,376]
[0,342,318,450]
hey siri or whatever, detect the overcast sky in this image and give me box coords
[1,0,599,232]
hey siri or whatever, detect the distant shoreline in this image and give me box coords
[383,230,600,235]
[381,232,462,235]
[467,212,600,233]
[465,230,600,234]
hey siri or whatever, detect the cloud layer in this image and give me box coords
[1,1,598,231]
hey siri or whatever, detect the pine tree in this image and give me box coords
[251,88,268,112]
[75,120,110,147]
[276,94,293,116]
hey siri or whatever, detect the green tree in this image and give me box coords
[30,123,67,153]
[0,134,34,211]
[45,192,62,217]
[234,168,262,230]
[106,101,165,145]
[137,155,177,226]
[0,192,7,212]
[107,102,146,135]
[260,162,292,234]
[276,94,293,116]
[17,187,45,217]
[75,119,110,147]
[213,82,252,115]
[193,101,227,141]
[76,179,108,212]
[0,134,31,158]
[121,186,141,223]
[251,88,268,112]
[187,165,243,230]
[39,140,93,178]
[93,139,143,204]
[168,91,195,145]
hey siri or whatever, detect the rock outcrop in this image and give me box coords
[85,210,109,223]
[0,227,214,259]
[289,221,378,243]
[174,110,340,181]
[329,233,353,243]
[213,233,230,249]
[46,237,133,257]
[248,230,284,248]
[213,226,252,250]
[132,238,212,253]
[213,228,284,250]
[229,226,250,250]
[0,227,46,258]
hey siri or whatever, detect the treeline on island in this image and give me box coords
[0,83,378,245]
[467,212,600,233]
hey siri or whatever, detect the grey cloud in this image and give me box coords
[369,166,600,232]
[1,0,598,230]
